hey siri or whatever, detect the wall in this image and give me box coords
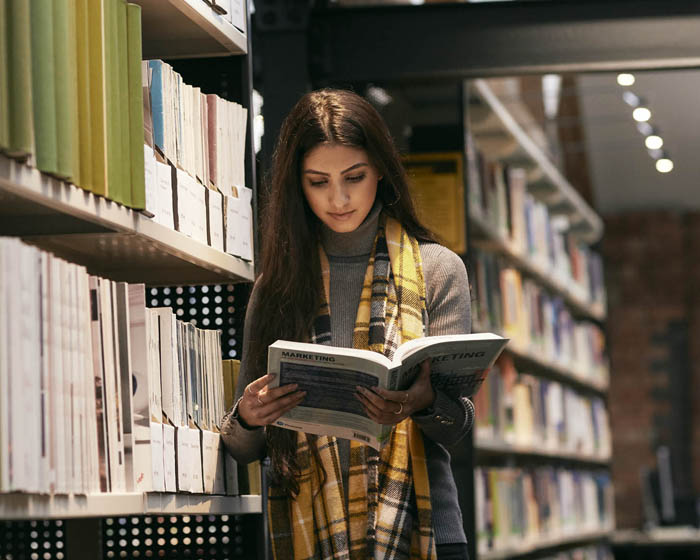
[604,211,699,528]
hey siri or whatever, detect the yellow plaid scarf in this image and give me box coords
[268,215,436,560]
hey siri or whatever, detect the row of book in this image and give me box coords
[467,143,605,309]
[475,466,614,555]
[145,59,248,200]
[474,355,612,458]
[142,146,253,261]
[539,545,613,560]
[1,0,146,208]
[0,237,255,496]
[472,250,609,386]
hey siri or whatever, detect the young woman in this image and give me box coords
[222,89,473,560]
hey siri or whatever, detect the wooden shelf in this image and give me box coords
[0,155,254,285]
[475,437,611,465]
[133,0,247,58]
[0,493,261,520]
[479,528,614,560]
[470,211,606,322]
[473,322,609,393]
[470,79,603,245]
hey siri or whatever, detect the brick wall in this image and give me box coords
[603,211,697,528]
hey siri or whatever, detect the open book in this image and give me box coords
[267,333,508,450]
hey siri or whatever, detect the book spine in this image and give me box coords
[75,0,93,189]
[87,0,108,196]
[126,3,145,209]
[6,0,34,158]
[148,60,165,154]
[0,0,9,150]
[30,0,58,174]
[53,0,77,181]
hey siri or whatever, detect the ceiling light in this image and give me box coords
[656,158,674,173]
[645,135,664,150]
[366,86,393,107]
[633,107,651,122]
[617,73,636,86]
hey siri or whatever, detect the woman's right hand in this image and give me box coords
[238,373,306,428]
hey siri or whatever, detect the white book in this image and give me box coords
[148,310,163,422]
[101,280,126,492]
[230,0,246,33]
[214,436,226,494]
[175,168,192,237]
[115,283,136,492]
[208,189,224,251]
[175,425,190,491]
[69,264,85,494]
[224,193,241,257]
[143,144,158,218]
[0,240,9,491]
[53,258,70,493]
[201,430,222,494]
[89,276,111,493]
[155,159,175,230]
[38,252,51,493]
[79,271,100,494]
[189,427,204,494]
[224,453,238,496]
[149,421,165,492]
[162,423,177,491]
[237,185,253,261]
[190,178,208,244]
[153,307,177,426]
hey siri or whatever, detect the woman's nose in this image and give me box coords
[329,182,349,207]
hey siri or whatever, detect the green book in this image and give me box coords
[75,0,93,190]
[7,0,34,158]
[30,0,58,174]
[53,0,77,181]
[105,0,124,204]
[117,0,131,206]
[0,0,9,150]
[126,3,145,209]
[88,0,108,196]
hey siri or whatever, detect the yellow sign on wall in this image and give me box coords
[403,152,467,255]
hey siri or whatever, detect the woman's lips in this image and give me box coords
[328,210,355,220]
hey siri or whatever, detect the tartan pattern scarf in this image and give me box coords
[267,215,436,560]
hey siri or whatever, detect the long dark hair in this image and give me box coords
[251,88,435,494]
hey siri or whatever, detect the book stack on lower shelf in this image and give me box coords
[474,355,611,462]
[0,238,261,519]
[474,465,615,559]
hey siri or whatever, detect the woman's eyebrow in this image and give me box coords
[304,162,369,175]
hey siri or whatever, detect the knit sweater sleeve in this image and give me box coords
[220,280,267,464]
[411,243,475,447]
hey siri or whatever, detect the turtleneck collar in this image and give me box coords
[320,199,383,257]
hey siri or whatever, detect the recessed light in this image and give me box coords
[645,135,664,150]
[633,107,651,122]
[656,158,674,173]
[622,91,641,107]
[617,73,636,86]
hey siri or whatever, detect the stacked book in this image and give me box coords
[142,59,253,261]
[1,0,146,208]
[468,146,605,310]
[0,237,256,497]
[474,355,612,459]
[474,465,614,556]
[472,250,609,385]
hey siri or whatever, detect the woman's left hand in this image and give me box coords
[355,359,435,425]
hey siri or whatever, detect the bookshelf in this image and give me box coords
[0,493,261,520]
[134,0,247,58]
[0,154,254,285]
[0,1,261,558]
[464,78,614,559]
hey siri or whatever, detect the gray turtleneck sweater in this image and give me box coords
[221,201,472,545]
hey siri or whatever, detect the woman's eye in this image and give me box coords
[346,174,366,183]
[309,179,327,187]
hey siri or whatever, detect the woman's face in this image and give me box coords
[301,143,381,233]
